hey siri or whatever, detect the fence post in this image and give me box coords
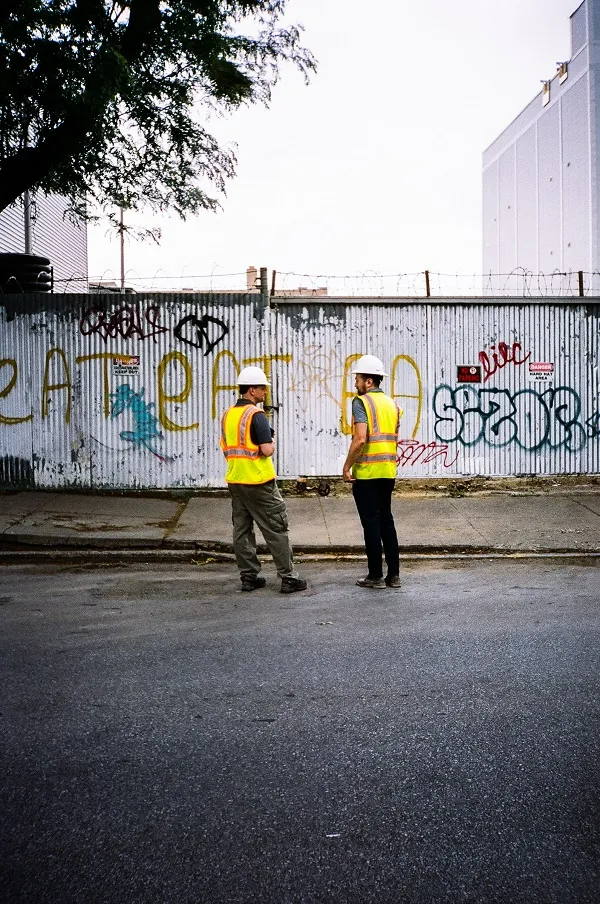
[424,270,431,298]
[578,270,584,297]
[260,267,269,300]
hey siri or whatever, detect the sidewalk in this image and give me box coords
[1,487,600,561]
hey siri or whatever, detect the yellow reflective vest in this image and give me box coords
[220,404,276,485]
[352,391,402,480]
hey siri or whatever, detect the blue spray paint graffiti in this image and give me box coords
[433,384,599,452]
[110,384,167,461]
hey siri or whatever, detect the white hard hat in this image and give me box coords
[237,365,270,386]
[351,354,387,377]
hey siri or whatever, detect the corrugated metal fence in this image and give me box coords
[1,292,599,488]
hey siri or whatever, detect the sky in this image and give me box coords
[87,0,577,295]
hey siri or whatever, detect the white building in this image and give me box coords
[0,195,87,293]
[483,0,599,295]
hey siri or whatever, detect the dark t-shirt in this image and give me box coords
[234,399,272,445]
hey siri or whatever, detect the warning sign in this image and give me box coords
[529,362,554,381]
[113,355,140,376]
[457,365,482,383]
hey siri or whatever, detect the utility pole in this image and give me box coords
[119,208,125,293]
[24,190,32,254]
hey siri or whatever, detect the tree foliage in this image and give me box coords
[0,1,316,219]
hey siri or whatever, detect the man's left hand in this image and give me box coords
[342,467,355,483]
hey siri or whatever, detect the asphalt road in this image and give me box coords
[0,559,599,904]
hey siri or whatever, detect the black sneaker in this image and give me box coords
[385,575,401,588]
[280,577,308,594]
[356,576,386,589]
[241,575,266,592]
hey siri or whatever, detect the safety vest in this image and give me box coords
[220,404,276,485]
[352,391,402,480]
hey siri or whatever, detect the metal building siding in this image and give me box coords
[0,195,87,290]
[0,204,25,253]
[537,103,562,272]
[562,72,592,273]
[482,161,499,281]
[31,194,88,293]
[591,0,600,42]
[498,145,517,280]
[572,1,588,54]
[516,125,537,271]
[483,1,596,281]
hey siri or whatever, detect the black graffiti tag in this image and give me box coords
[80,304,168,344]
[173,314,229,355]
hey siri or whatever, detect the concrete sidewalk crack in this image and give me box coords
[161,501,188,544]
[317,497,333,547]
[448,500,490,542]
[570,495,600,520]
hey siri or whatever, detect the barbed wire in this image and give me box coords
[31,267,600,296]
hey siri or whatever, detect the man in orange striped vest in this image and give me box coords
[342,355,402,589]
[220,366,307,594]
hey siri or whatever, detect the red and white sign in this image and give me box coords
[529,361,554,380]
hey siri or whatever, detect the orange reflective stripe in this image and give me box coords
[224,448,261,459]
[368,432,398,442]
[221,403,276,484]
[357,452,397,463]
[238,405,257,445]
[362,394,380,433]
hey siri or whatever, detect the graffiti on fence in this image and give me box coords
[433,383,598,452]
[478,341,531,383]
[287,346,345,413]
[0,359,33,424]
[173,313,229,354]
[80,304,169,344]
[110,384,168,461]
[396,439,459,469]
[340,354,423,437]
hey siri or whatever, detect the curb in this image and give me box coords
[1,547,600,566]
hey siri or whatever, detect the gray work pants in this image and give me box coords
[228,480,299,580]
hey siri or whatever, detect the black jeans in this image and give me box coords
[352,478,399,579]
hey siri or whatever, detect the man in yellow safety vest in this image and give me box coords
[342,355,403,589]
[220,365,307,594]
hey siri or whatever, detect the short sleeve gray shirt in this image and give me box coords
[352,388,385,424]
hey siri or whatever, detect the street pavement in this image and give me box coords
[1,559,599,903]
[1,484,600,561]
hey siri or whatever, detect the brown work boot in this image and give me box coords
[280,577,307,594]
[385,575,401,588]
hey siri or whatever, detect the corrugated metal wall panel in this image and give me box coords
[0,194,87,291]
[32,194,88,293]
[1,294,599,488]
[271,301,351,478]
[0,204,26,253]
[0,303,35,486]
[425,302,593,477]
